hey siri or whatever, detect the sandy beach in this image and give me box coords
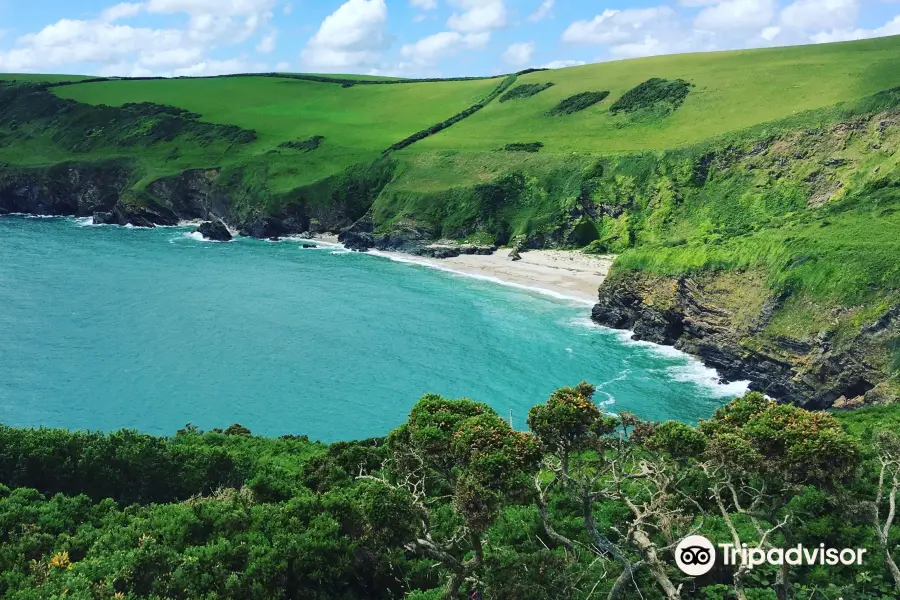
[313,235,613,304]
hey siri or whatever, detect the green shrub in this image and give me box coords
[498,83,554,103]
[279,135,325,151]
[501,142,543,152]
[609,78,693,114]
[546,91,610,116]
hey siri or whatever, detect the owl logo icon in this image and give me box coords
[675,535,716,576]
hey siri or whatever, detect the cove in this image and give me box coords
[0,216,747,442]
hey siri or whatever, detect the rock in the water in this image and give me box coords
[240,218,285,239]
[92,211,116,225]
[508,248,522,261]
[196,220,232,241]
[301,243,318,248]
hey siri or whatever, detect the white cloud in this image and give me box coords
[678,0,720,6]
[410,0,437,8]
[301,0,389,70]
[779,0,859,32]
[694,0,777,32]
[561,6,719,59]
[140,46,204,66]
[540,59,586,69]
[283,2,292,14]
[502,41,534,66]
[0,0,276,75]
[809,14,900,43]
[275,60,290,70]
[761,25,780,40]
[447,0,506,33]
[100,3,144,23]
[527,0,554,22]
[256,30,276,53]
[144,0,273,15]
[562,7,677,45]
[400,30,487,65]
[171,57,266,76]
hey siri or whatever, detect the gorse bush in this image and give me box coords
[609,77,693,114]
[546,91,611,116]
[498,83,555,103]
[279,135,325,152]
[0,389,897,600]
[502,142,544,152]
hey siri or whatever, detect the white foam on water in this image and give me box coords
[666,363,750,398]
[329,250,350,255]
[568,317,750,398]
[366,249,595,306]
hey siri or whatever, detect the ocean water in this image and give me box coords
[0,216,748,442]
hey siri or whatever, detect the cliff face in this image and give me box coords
[0,162,386,237]
[0,161,133,217]
[591,270,899,409]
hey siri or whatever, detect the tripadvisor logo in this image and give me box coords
[675,535,716,576]
[674,535,868,576]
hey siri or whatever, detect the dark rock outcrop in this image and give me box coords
[509,248,522,261]
[342,231,375,252]
[591,271,894,409]
[196,220,232,241]
[414,246,461,259]
[459,244,497,255]
[0,161,132,217]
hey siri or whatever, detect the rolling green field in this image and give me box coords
[50,75,504,188]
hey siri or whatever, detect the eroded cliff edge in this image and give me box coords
[591,270,900,409]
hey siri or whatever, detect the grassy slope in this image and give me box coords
[50,75,503,190]
[391,36,900,189]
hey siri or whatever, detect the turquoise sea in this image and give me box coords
[0,216,747,442]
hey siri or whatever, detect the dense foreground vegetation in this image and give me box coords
[2,387,900,599]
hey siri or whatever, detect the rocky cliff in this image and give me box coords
[591,270,900,409]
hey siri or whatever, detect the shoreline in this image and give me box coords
[312,235,613,305]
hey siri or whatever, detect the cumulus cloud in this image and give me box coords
[809,13,900,43]
[540,59,586,69]
[400,30,487,66]
[527,0,554,22]
[693,0,778,32]
[256,31,276,54]
[502,41,535,66]
[301,0,389,70]
[561,6,716,58]
[100,3,144,23]
[779,0,859,31]
[562,7,678,45]
[447,0,506,33]
[0,0,276,74]
[410,0,437,9]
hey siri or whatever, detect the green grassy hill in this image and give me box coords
[3,36,900,405]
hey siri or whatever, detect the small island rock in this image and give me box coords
[196,220,232,242]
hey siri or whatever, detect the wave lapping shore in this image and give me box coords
[314,234,613,305]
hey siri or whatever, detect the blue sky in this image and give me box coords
[0,0,898,77]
